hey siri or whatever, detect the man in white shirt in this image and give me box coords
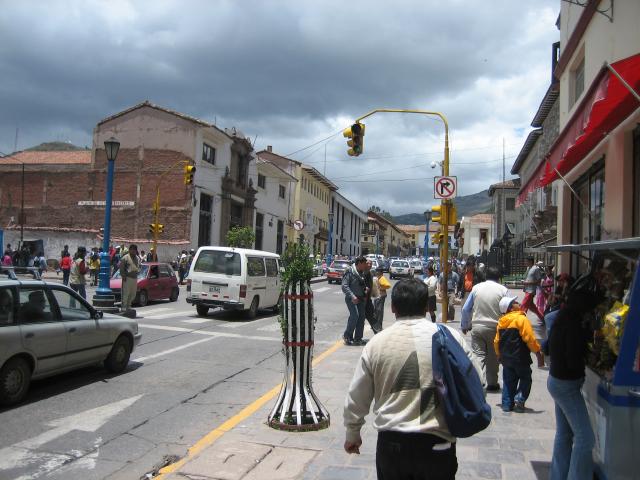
[461,266,508,391]
[344,279,481,479]
[423,266,438,323]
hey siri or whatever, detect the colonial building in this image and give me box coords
[459,214,494,258]
[362,211,411,257]
[329,191,367,258]
[254,154,297,254]
[488,179,520,241]
[515,1,640,275]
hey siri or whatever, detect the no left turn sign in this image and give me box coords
[434,176,457,199]
[293,220,305,231]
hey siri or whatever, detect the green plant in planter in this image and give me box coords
[226,226,256,248]
[278,243,314,335]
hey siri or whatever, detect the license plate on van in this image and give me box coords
[209,286,221,293]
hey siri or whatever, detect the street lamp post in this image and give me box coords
[327,211,334,266]
[93,137,120,313]
[423,210,432,262]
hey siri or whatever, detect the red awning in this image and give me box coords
[517,53,640,205]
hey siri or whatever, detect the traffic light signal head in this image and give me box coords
[149,223,157,234]
[343,122,365,156]
[157,224,164,234]
[448,205,457,225]
[183,165,196,185]
[431,204,448,224]
[431,233,444,245]
[149,223,165,235]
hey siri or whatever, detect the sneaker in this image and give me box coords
[514,401,525,413]
[342,336,352,346]
[487,384,501,393]
[353,339,368,346]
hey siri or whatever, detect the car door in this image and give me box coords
[146,265,162,300]
[246,257,266,307]
[0,287,23,365]
[17,286,67,375]
[49,287,112,367]
[158,264,174,299]
[264,257,280,307]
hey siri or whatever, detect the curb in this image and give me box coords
[310,277,327,284]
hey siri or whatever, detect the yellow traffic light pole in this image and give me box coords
[352,109,451,322]
[151,159,196,259]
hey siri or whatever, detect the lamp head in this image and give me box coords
[104,137,120,162]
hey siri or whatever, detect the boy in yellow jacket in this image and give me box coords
[494,296,544,412]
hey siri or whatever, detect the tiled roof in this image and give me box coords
[0,150,92,165]
[488,178,521,196]
[398,224,426,233]
[466,213,494,224]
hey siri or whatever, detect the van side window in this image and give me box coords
[0,288,16,326]
[265,258,279,277]
[247,257,266,277]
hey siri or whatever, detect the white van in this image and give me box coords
[186,247,281,318]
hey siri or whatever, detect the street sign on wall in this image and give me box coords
[434,176,457,199]
[293,220,305,231]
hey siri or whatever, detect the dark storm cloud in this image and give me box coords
[0,0,558,213]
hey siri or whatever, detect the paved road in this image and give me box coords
[0,280,373,480]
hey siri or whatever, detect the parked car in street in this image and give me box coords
[389,260,414,279]
[379,259,390,272]
[0,276,141,406]
[110,262,179,307]
[410,260,424,277]
[327,260,351,284]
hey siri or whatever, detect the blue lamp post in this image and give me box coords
[327,211,334,266]
[423,210,432,262]
[93,137,120,312]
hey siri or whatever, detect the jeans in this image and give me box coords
[343,297,365,342]
[501,363,532,411]
[62,269,70,286]
[547,375,594,480]
[70,283,86,300]
[373,295,386,331]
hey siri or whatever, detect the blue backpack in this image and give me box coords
[432,324,491,438]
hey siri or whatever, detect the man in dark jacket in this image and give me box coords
[342,256,368,346]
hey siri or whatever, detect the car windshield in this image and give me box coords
[112,265,149,279]
[392,261,409,267]
[193,250,241,276]
[332,261,350,269]
[411,261,422,267]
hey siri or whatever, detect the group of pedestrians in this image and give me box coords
[341,256,390,346]
[342,258,595,479]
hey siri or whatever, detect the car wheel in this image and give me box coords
[169,287,179,302]
[137,290,148,307]
[105,335,132,373]
[196,305,209,317]
[0,357,31,406]
[245,296,259,319]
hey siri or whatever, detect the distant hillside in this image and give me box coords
[26,141,87,151]
[393,189,492,225]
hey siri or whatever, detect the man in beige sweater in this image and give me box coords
[119,244,140,314]
[343,278,482,480]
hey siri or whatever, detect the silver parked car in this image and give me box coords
[0,277,142,406]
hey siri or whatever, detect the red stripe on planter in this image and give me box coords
[284,293,314,300]
[284,341,314,347]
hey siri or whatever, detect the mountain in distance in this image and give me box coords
[393,189,492,225]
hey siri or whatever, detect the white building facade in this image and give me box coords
[329,192,367,258]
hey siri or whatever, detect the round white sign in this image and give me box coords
[293,220,305,231]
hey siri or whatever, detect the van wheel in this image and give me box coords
[0,357,31,406]
[246,296,259,319]
[196,305,209,317]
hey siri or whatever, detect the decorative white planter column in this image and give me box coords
[268,279,329,431]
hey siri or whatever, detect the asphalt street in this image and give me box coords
[0,278,379,480]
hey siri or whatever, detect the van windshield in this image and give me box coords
[193,251,241,276]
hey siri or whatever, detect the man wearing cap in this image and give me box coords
[461,266,508,391]
[120,244,141,314]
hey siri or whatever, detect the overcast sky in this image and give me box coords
[0,0,559,215]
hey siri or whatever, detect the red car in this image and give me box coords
[326,260,351,284]
[110,262,179,307]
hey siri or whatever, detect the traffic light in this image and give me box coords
[343,122,365,156]
[149,223,157,234]
[431,204,448,224]
[431,233,444,244]
[157,224,164,234]
[183,165,196,184]
[149,223,165,234]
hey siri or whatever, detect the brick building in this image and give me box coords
[0,102,256,260]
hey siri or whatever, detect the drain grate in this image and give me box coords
[141,454,182,479]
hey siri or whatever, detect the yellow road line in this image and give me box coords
[155,339,344,478]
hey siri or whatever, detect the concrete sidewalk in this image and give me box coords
[157,296,555,480]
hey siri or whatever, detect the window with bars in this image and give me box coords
[202,143,216,165]
[279,185,285,199]
[258,174,266,189]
